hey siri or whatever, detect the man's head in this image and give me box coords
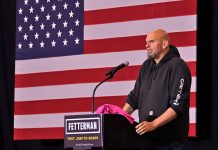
[146,29,170,63]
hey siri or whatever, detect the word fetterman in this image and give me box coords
[68,121,97,131]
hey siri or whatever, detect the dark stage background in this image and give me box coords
[1,0,218,150]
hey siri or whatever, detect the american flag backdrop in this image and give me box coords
[14,0,197,140]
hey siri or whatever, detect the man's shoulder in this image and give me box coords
[169,57,188,67]
[137,59,153,74]
[169,57,191,74]
[142,58,153,66]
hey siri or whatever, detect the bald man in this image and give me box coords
[123,29,191,149]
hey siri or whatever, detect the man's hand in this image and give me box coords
[136,107,177,135]
[135,121,157,135]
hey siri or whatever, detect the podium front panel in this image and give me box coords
[64,114,103,149]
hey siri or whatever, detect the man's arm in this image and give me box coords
[123,103,135,115]
[136,107,177,135]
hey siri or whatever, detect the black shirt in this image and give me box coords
[126,45,191,144]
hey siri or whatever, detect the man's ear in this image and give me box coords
[162,40,169,49]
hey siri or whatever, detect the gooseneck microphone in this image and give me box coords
[92,61,129,114]
[105,61,129,76]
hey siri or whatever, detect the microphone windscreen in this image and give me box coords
[124,61,129,66]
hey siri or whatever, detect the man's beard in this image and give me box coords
[147,52,153,59]
[147,50,161,60]
[147,51,156,59]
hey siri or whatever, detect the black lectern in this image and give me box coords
[64,114,151,149]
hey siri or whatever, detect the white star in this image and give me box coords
[18,43,22,49]
[51,22,56,29]
[35,0,39,4]
[75,1,80,8]
[47,0,50,2]
[23,33,28,40]
[46,14,50,20]
[57,12,62,19]
[34,32,39,39]
[51,40,56,47]
[75,38,80,44]
[35,15,39,21]
[24,16,28,23]
[29,24,33,31]
[40,5,45,12]
[63,39,68,46]
[69,29,74,36]
[75,19,80,26]
[52,4,56,11]
[29,42,33,48]
[40,23,45,30]
[46,32,50,38]
[18,8,23,14]
[40,41,45,48]
[63,2,68,9]
[63,21,68,28]
[29,7,34,13]
[69,11,74,18]
[24,0,28,5]
[57,30,62,37]
[18,25,22,32]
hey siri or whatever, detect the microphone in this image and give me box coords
[92,61,129,113]
[105,61,129,76]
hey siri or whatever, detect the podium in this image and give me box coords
[64,114,152,149]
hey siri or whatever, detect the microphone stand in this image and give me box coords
[92,74,114,114]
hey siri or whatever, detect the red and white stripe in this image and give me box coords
[14,0,197,140]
